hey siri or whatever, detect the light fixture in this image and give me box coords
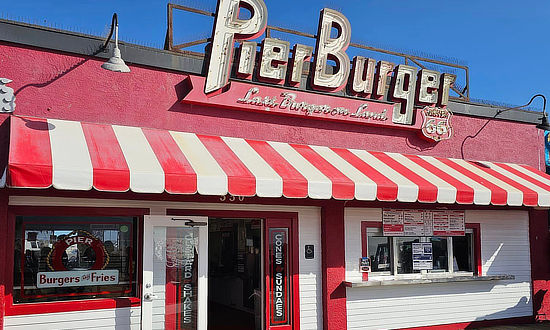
[101,13,130,73]
[493,94,547,130]
[535,94,550,130]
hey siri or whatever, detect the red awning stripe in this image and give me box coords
[197,135,256,196]
[330,148,398,201]
[434,157,508,205]
[8,116,52,188]
[404,154,475,204]
[6,116,550,207]
[142,129,197,194]
[291,144,355,200]
[81,122,130,192]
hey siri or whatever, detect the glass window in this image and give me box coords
[13,216,138,303]
[452,233,473,272]
[367,233,391,272]
[395,237,421,274]
[363,224,476,276]
[430,237,448,272]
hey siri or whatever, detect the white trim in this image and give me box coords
[142,215,208,330]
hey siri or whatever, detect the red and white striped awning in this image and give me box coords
[5,116,550,207]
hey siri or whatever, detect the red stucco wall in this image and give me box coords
[1,41,549,328]
[0,42,545,169]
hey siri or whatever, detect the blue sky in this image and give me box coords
[2,0,549,111]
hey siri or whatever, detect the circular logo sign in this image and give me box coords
[47,230,109,271]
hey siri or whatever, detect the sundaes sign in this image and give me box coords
[182,0,456,137]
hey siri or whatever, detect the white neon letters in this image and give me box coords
[312,8,352,91]
[205,0,268,94]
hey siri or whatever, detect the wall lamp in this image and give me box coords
[533,94,550,130]
[101,13,130,73]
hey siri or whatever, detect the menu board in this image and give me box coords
[432,210,465,236]
[383,209,464,236]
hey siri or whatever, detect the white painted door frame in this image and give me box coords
[142,215,208,330]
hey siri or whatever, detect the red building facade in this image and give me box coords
[0,5,550,329]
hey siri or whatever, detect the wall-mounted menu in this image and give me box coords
[382,209,464,236]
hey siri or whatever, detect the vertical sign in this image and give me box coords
[165,228,198,330]
[270,228,289,325]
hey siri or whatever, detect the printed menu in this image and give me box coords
[383,209,464,236]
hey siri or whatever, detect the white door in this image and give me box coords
[142,215,208,330]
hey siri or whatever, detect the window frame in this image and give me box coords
[361,221,481,281]
[5,206,148,316]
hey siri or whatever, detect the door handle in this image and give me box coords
[144,293,158,300]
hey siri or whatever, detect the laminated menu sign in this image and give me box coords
[403,209,426,236]
[382,209,404,236]
[412,243,433,270]
[433,210,465,236]
[383,209,464,236]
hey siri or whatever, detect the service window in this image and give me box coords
[365,226,476,276]
[13,216,138,303]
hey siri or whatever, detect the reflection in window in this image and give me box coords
[13,216,138,303]
[429,237,448,272]
[367,235,391,272]
[396,237,421,274]
[453,234,473,272]
[364,226,475,275]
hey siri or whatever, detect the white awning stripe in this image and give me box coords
[419,156,492,205]
[387,152,457,204]
[480,161,550,207]
[7,116,550,207]
[508,163,550,187]
[170,131,228,196]
[310,145,377,201]
[268,141,332,199]
[113,125,164,193]
[451,159,523,206]
[48,119,93,190]
[222,136,283,198]
[350,149,418,202]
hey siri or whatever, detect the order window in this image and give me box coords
[366,227,475,275]
[13,216,138,303]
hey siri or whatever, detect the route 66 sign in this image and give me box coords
[420,106,453,142]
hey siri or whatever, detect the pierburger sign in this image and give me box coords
[181,0,454,142]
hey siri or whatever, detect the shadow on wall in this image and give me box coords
[466,296,530,328]
[113,298,138,328]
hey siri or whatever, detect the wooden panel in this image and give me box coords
[4,307,141,329]
[298,208,323,330]
[344,208,532,329]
